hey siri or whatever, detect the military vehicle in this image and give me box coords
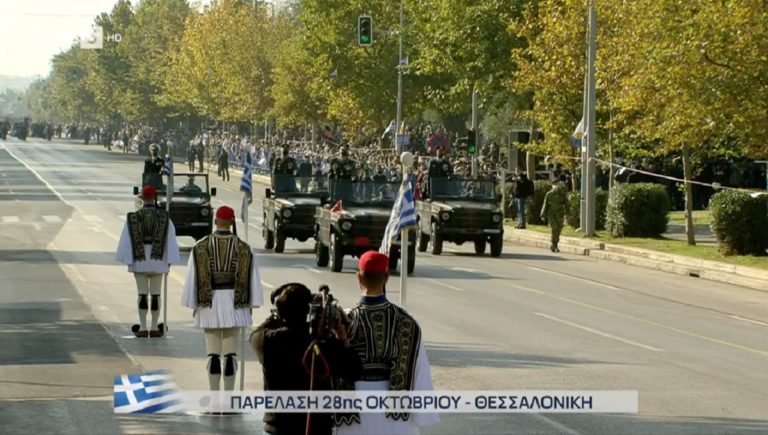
[315,179,415,273]
[134,172,216,240]
[416,176,504,257]
[262,174,328,253]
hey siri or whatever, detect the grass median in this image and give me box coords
[508,219,768,271]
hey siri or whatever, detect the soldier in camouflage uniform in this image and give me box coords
[540,175,568,252]
[329,147,356,200]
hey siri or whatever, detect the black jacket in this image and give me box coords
[513,178,534,198]
[252,317,362,435]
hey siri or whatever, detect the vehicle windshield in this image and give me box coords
[173,174,209,195]
[329,179,400,206]
[430,177,496,200]
[272,174,329,196]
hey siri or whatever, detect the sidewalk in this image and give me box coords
[503,227,768,292]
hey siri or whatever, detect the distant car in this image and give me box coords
[416,176,504,257]
[262,174,328,253]
[314,179,415,274]
[134,172,216,240]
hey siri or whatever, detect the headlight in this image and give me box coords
[201,208,210,217]
[440,212,451,222]
[492,213,502,223]
[340,220,353,231]
[282,208,292,219]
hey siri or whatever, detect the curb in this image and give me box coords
[503,228,768,293]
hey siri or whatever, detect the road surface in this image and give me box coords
[1,138,766,434]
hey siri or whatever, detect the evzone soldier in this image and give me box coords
[182,206,264,390]
[335,251,438,434]
[116,185,181,337]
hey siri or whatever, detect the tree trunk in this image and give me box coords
[525,152,536,180]
[608,111,615,192]
[682,146,696,246]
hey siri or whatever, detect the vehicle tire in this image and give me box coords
[264,229,274,250]
[274,228,286,253]
[490,234,503,257]
[388,251,398,271]
[430,222,443,256]
[315,241,329,267]
[329,233,344,273]
[474,239,486,255]
[407,244,416,275]
[418,231,429,252]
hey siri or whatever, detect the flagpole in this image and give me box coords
[399,152,413,308]
[163,154,172,337]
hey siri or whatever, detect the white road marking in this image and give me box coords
[529,414,583,435]
[728,315,768,327]
[33,223,42,231]
[1,216,19,223]
[261,281,275,289]
[523,263,623,291]
[295,264,321,274]
[452,267,478,273]
[83,215,103,222]
[42,215,62,222]
[534,312,663,352]
[423,278,465,292]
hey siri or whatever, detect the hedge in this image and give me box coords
[606,183,670,237]
[709,190,768,256]
[526,180,553,225]
[566,189,609,230]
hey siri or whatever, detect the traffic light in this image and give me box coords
[467,129,477,154]
[358,16,372,46]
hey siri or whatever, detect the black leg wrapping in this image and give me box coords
[208,354,221,375]
[224,353,237,376]
[138,294,148,310]
[151,295,159,311]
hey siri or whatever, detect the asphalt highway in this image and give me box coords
[1,138,766,434]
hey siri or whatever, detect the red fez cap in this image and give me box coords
[141,185,157,198]
[216,206,235,220]
[359,251,389,274]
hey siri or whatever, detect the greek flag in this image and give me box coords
[240,153,253,223]
[240,153,252,200]
[162,154,173,176]
[572,117,584,148]
[113,370,182,414]
[380,181,417,256]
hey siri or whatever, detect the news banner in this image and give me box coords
[112,370,638,415]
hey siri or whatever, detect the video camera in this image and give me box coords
[309,285,348,342]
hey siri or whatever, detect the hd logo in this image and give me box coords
[80,25,121,50]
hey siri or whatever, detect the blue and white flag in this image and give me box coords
[113,370,182,414]
[572,117,584,148]
[162,154,173,176]
[380,180,417,256]
[240,153,253,223]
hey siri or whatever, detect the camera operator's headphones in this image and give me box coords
[270,282,313,321]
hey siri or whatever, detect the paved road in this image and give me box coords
[1,138,767,434]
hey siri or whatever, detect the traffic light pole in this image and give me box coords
[395,1,404,153]
[471,88,478,179]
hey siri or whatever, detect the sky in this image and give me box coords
[0,0,223,78]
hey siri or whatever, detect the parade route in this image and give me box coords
[1,139,767,434]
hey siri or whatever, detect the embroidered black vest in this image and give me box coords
[126,207,169,262]
[193,234,252,309]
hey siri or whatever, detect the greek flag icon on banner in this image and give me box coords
[113,370,183,414]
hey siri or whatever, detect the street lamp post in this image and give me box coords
[395,0,404,154]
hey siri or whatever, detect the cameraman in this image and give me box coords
[251,283,362,435]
